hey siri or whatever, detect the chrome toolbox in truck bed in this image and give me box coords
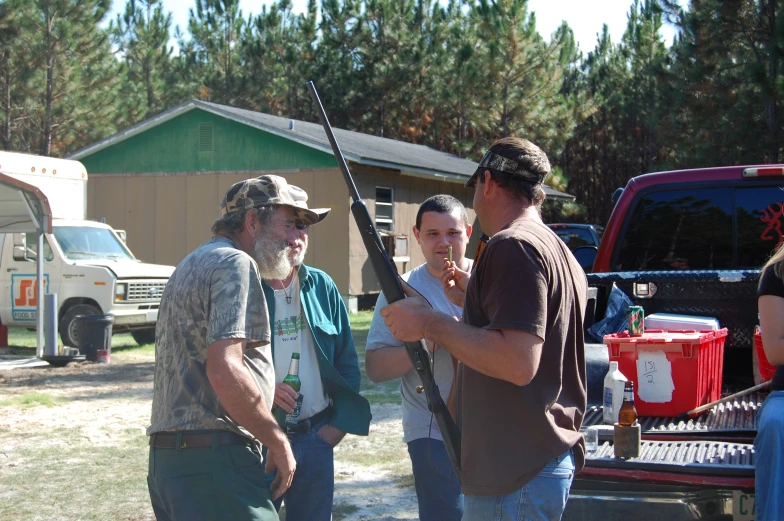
[586,270,760,351]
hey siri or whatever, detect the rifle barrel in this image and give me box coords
[307,81,361,203]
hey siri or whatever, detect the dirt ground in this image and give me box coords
[0,351,419,521]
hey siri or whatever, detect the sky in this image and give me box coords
[107,0,678,54]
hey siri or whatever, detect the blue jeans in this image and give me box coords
[755,390,784,521]
[463,449,575,521]
[408,438,464,521]
[262,417,334,521]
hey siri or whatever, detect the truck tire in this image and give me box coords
[131,328,156,346]
[59,304,101,348]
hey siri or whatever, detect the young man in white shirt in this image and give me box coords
[365,194,472,521]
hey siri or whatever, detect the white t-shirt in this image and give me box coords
[366,261,471,443]
[271,274,330,421]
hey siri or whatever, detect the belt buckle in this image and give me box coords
[285,418,311,435]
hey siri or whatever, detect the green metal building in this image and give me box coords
[69,100,572,305]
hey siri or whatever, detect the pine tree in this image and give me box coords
[0,0,35,150]
[17,0,122,156]
[311,0,364,128]
[472,0,576,156]
[110,0,173,120]
[662,0,784,165]
[187,0,246,104]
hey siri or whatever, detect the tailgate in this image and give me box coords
[582,439,754,488]
[579,392,763,489]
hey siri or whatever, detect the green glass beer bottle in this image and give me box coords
[274,353,302,428]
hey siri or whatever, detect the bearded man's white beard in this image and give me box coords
[290,235,308,267]
[254,231,292,280]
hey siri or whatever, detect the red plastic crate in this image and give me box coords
[754,331,776,382]
[603,329,728,417]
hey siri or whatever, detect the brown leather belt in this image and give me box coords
[150,430,253,449]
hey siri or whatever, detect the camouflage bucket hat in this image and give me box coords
[287,184,331,224]
[220,175,320,225]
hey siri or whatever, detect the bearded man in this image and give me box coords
[146,175,318,521]
[260,184,370,521]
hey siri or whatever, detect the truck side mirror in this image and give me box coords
[115,230,127,243]
[13,245,30,261]
[12,232,25,247]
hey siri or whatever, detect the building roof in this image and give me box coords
[69,100,574,201]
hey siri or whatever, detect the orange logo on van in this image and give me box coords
[761,203,784,248]
[13,278,47,307]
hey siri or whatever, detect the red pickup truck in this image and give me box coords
[567,164,784,521]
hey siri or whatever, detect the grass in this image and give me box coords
[0,309,411,521]
[351,311,404,406]
[0,426,152,521]
[0,392,61,408]
[6,328,153,354]
[333,502,360,520]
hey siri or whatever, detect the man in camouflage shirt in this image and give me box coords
[147,175,320,521]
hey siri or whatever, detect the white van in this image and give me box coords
[0,151,173,346]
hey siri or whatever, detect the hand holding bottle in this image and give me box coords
[274,382,300,414]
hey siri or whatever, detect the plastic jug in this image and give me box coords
[603,361,628,424]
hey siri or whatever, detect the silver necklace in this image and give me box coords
[280,269,295,304]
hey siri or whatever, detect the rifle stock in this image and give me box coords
[307,81,461,479]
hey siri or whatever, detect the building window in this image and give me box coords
[375,187,393,231]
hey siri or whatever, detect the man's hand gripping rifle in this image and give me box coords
[307,81,461,479]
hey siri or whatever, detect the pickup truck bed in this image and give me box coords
[586,270,761,389]
[566,391,763,520]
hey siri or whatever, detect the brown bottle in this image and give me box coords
[618,381,638,427]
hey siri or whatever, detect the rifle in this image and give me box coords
[307,81,462,479]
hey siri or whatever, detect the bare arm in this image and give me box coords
[381,297,543,386]
[365,346,414,383]
[759,295,784,366]
[206,338,295,499]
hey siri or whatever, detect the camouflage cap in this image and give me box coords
[220,175,320,225]
[287,184,331,224]
[465,148,551,188]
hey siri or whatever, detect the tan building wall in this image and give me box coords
[348,164,477,296]
[87,165,476,299]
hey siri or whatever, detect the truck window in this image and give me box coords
[24,233,54,262]
[615,188,733,271]
[737,186,784,268]
[52,226,135,261]
[554,228,596,249]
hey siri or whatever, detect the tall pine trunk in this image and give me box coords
[764,0,778,163]
[41,0,54,156]
[1,47,9,150]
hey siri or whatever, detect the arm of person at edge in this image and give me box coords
[207,339,295,499]
[381,290,544,387]
[759,294,784,366]
[440,258,471,308]
[366,278,439,383]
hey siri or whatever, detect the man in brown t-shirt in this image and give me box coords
[381,137,587,521]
